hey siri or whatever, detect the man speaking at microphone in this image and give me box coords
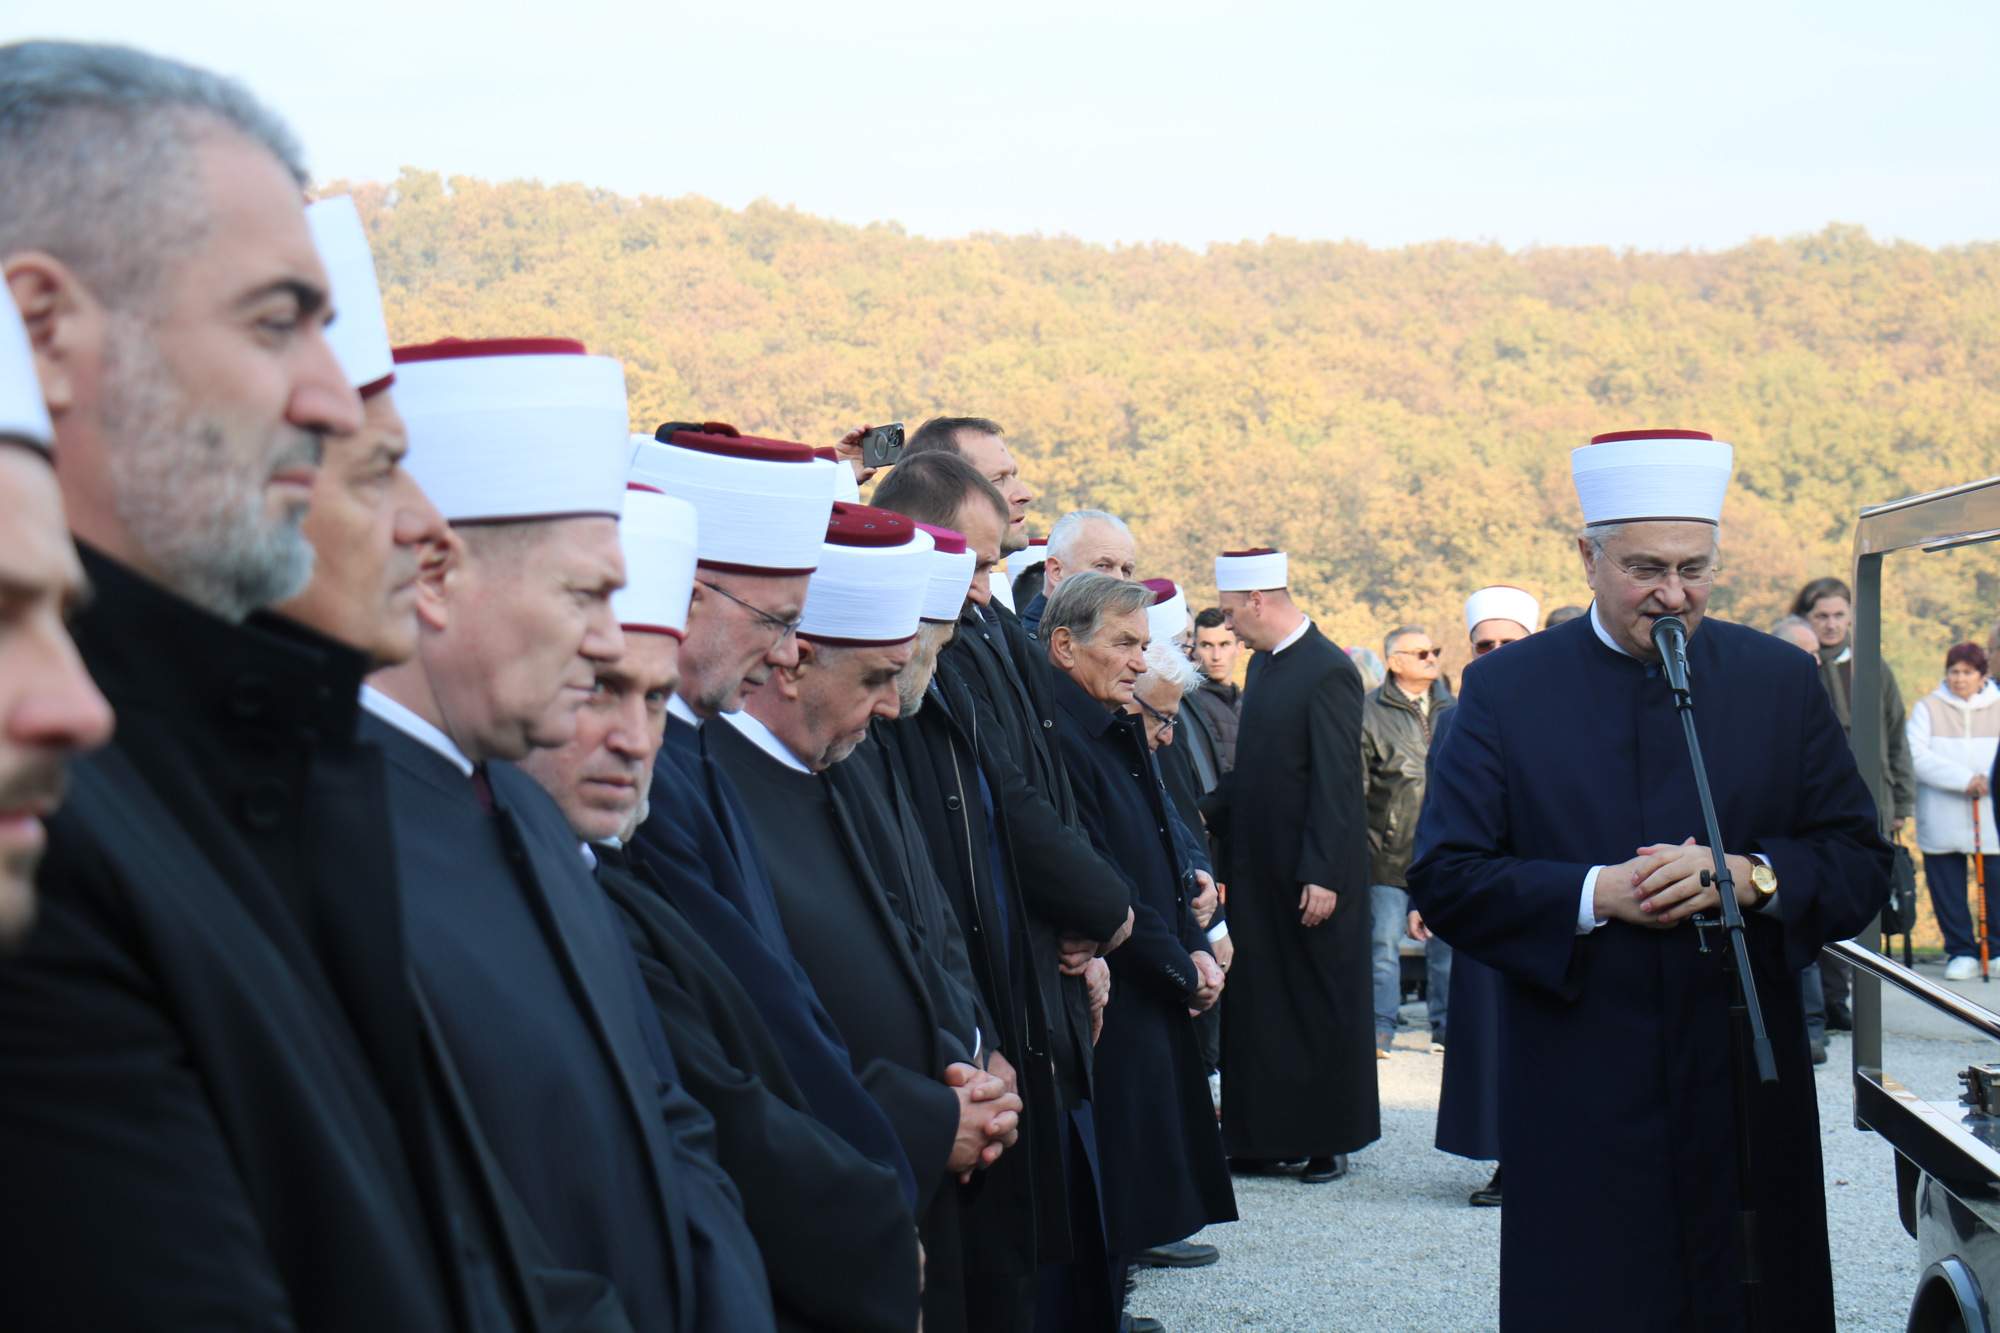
[1408,430,1890,1332]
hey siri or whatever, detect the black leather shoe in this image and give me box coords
[1300,1154,1347,1183]
[1825,1003,1853,1032]
[1131,1241,1220,1268]
[1469,1165,1502,1207]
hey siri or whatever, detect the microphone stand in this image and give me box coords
[1653,615,1777,1331]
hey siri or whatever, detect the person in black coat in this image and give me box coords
[369,340,773,1333]
[510,501,925,1333]
[1409,436,1893,1330]
[872,452,1135,1333]
[0,55,506,1328]
[710,502,1024,1333]
[1042,574,1237,1316]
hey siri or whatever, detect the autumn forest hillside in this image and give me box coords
[347,169,2000,700]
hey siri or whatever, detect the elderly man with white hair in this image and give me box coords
[1019,507,1136,636]
[1410,429,1891,1331]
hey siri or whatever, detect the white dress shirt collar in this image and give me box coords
[360,685,475,777]
[1271,615,1313,656]
[667,693,702,728]
[718,707,813,774]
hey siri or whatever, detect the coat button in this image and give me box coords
[238,780,287,830]
[1042,719,1053,729]
[945,795,962,812]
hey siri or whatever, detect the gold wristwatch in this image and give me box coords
[1748,861,1778,909]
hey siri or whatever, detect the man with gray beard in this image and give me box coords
[0,41,493,1331]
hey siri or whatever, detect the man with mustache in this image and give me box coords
[521,485,924,1332]
[0,41,502,1329]
[365,338,771,1331]
[0,285,112,946]
[707,501,1023,1333]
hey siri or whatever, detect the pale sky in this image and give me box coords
[11,0,1997,251]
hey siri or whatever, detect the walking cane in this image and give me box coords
[1974,793,1990,984]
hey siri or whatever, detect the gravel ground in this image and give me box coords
[1131,963,2000,1331]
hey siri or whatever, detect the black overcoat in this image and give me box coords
[1048,671,1237,1254]
[0,553,471,1330]
[368,716,773,1333]
[876,668,1070,1274]
[594,847,921,1332]
[628,715,918,1208]
[1216,623,1380,1160]
[1408,613,1892,1331]
[938,605,1130,1108]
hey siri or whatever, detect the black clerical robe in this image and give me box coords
[0,552,470,1330]
[594,847,921,1333]
[1047,670,1237,1254]
[627,714,918,1208]
[1408,613,1892,1331]
[706,716,978,1333]
[367,715,772,1333]
[1216,623,1379,1160]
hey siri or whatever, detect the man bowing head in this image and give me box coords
[1408,430,1891,1332]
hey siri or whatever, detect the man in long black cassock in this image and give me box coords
[1212,547,1379,1182]
[1409,429,1892,1331]
[0,53,505,1329]
[1417,585,1541,1209]
[1041,574,1237,1310]
[710,501,1026,1333]
[518,485,923,1332]
[367,338,771,1332]
[873,448,1136,1331]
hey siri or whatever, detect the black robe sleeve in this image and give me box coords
[599,866,921,1333]
[1294,657,1368,892]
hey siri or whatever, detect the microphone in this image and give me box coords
[1651,614,1692,695]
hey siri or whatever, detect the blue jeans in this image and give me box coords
[1371,884,1452,1046]
[1800,962,1825,1049]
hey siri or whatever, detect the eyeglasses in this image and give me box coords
[1473,638,1520,656]
[1606,557,1720,589]
[1136,697,1178,742]
[1392,647,1439,662]
[696,579,803,644]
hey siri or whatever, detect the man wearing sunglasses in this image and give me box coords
[1363,627,1456,1058]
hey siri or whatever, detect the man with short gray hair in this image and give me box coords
[1020,508,1136,635]
[0,41,475,1330]
[1043,572,1236,1326]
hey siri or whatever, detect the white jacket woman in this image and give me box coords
[1908,676,2000,854]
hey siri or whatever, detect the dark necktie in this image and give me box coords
[469,765,496,814]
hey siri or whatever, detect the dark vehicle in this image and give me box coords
[1842,472,2000,1333]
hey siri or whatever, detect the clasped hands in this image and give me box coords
[1595,837,1760,929]
[944,1058,1023,1184]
